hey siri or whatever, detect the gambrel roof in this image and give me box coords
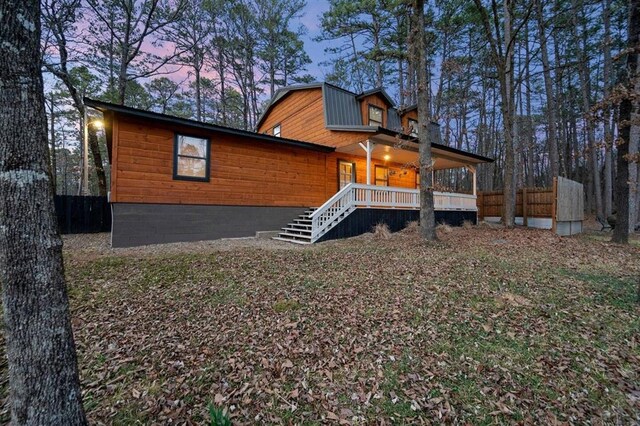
[257,82,404,131]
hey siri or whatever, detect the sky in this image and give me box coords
[298,0,332,80]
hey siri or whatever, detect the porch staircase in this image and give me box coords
[272,207,318,244]
[272,184,477,245]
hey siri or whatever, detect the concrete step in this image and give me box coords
[277,231,312,240]
[272,236,312,245]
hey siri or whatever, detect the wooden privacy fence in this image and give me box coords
[477,177,584,235]
[54,195,111,234]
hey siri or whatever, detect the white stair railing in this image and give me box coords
[309,184,477,242]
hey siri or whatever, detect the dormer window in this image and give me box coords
[273,123,281,137]
[408,118,418,137]
[368,105,383,127]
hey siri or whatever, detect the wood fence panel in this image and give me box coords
[477,188,553,218]
[556,177,584,222]
[54,195,111,234]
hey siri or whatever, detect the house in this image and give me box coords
[85,82,492,248]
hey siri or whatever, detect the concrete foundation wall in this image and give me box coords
[484,216,553,230]
[111,203,306,247]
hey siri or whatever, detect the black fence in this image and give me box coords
[54,195,111,234]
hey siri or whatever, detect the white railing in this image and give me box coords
[309,184,477,242]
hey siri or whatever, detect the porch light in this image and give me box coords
[90,119,104,129]
[383,154,391,161]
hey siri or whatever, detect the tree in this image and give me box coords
[165,0,211,121]
[0,0,87,423]
[146,77,181,114]
[613,0,639,243]
[86,0,187,105]
[317,0,398,92]
[473,0,532,227]
[410,0,437,240]
[41,0,108,196]
[535,0,560,180]
[255,0,310,98]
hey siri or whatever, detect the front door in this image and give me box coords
[338,160,355,190]
[375,165,389,186]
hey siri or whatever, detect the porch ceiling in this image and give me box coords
[335,133,489,170]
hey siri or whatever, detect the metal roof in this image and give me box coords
[323,84,363,126]
[387,108,401,131]
[355,87,395,106]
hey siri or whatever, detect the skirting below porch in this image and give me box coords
[111,203,307,248]
[316,208,477,243]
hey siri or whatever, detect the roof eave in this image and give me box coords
[84,97,335,153]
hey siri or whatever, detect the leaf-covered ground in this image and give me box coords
[5,226,640,424]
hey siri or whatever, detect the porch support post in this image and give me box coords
[465,165,477,196]
[358,139,374,185]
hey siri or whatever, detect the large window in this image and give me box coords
[408,118,418,137]
[173,134,210,181]
[368,105,383,127]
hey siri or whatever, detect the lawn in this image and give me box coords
[4,225,640,424]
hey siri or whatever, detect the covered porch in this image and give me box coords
[333,129,491,208]
[273,130,493,244]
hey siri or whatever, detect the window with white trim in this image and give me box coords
[408,118,418,137]
[368,105,383,127]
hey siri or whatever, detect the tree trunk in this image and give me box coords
[603,0,614,217]
[613,0,639,243]
[412,0,436,241]
[536,0,560,180]
[573,0,603,217]
[195,65,202,122]
[48,96,57,194]
[502,0,516,227]
[88,127,107,196]
[0,1,87,423]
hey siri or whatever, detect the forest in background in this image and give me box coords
[42,0,639,231]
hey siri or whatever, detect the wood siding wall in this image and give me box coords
[111,114,419,208]
[112,115,330,207]
[258,88,389,149]
[324,152,418,194]
[401,110,418,132]
[360,94,389,127]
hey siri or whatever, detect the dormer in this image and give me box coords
[399,105,418,136]
[355,88,395,128]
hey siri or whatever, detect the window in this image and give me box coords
[375,165,389,186]
[368,105,383,127]
[408,118,418,137]
[173,134,210,181]
[415,171,420,189]
[273,123,281,137]
[338,160,355,190]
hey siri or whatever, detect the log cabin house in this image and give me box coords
[85,82,492,247]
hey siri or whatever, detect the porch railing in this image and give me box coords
[309,183,477,242]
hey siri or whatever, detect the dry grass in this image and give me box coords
[435,222,453,235]
[372,222,392,239]
[461,219,474,229]
[403,220,420,233]
[2,227,638,424]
